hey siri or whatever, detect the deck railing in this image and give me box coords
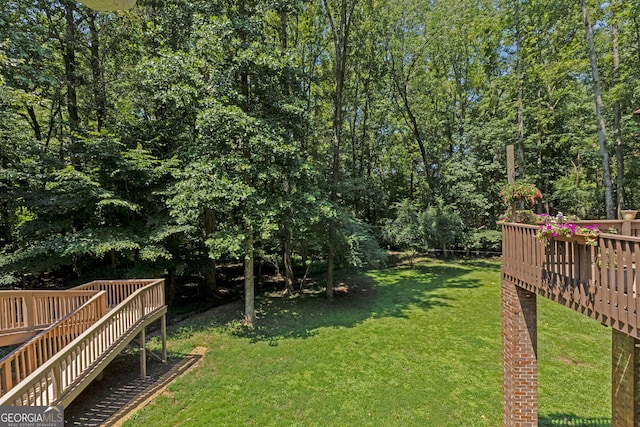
[72,279,160,308]
[0,279,165,407]
[502,220,640,337]
[0,290,102,345]
[0,291,106,395]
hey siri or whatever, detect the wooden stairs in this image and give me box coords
[0,279,167,408]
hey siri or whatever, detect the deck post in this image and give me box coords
[502,278,537,427]
[161,313,167,363]
[25,292,35,332]
[139,327,146,378]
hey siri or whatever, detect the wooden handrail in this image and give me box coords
[0,281,163,338]
[502,220,640,337]
[0,290,108,349]
[0,291,106,396]
[72,279,162,308]
[0,279,165,406]
[0,291,102,337]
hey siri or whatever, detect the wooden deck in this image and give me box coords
[0,279,166,407]
[502,219,640,338]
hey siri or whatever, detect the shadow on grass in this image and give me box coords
[232,263,484,343]
[539,413,610,427]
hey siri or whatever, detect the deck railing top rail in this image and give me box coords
[502,219,640,338]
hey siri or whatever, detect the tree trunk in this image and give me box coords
[244,225,255,326]
[349,66,360,210]
[301,245,308,271]
[322,0,357,300]
[388,43,432,188]
[581,0,615,219]
[0,155,10,249]
[167,268,176,304]
[388,48,431,187]
[238,0,250,106]
[400,86,431,186]
[63,2,79,129]
[355,74,371,217]
[282,226,296,295]
[612,8,625,214]
[326,245,335,301]
[330,71,344,202]
[279,9,287,50]
[88,13,107,131]
[278,7,296,296]
[26,106,42,141]
[0,208,11,248]
[410,158,415,200]
[62,1,80,170]
[515,0,525,177]
[204,208,217,294]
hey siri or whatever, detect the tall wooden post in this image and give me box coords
[506,145,517,219]
[507,145,516,185]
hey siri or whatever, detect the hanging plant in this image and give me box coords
[499,180,542,222]
[499,180,543,206]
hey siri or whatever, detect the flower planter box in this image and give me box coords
[553,234,590,245]
[539,232,596,245]
[535,215,602,246]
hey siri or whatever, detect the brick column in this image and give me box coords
[502,278,537,427]
[612,329,640,426]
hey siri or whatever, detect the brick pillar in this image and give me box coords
[612,329,640,426]
[502,278,537,427]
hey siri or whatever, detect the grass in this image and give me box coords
[126,258,611,427]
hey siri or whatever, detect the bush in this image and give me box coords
[382,200,427,264]
[467,230,502,253]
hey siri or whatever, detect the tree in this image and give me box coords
[383,199,426,266]
[166,0,310,324]
[581,0,615,219]
[321,0,359,300]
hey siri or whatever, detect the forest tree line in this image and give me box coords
[1,0,640,323]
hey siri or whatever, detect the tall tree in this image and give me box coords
[166,0,310,324]
[581,0,615,219]
[514,0,525,178]
[321,0,358,300]
[612,5,624,213]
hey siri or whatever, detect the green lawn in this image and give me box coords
[127,259,611,427]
